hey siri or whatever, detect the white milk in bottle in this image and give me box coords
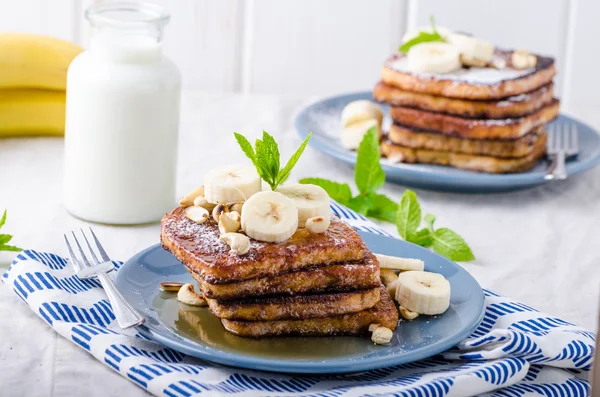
[64,1,180,224]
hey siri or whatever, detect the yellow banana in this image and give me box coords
[0,89,65,137]
[0,33,82,90]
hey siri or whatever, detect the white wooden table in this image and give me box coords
[0,92,598,396]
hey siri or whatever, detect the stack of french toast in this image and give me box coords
[161,166,398,338]
[374,26,560,173]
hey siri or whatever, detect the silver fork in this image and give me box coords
[64,228,145,329]
[545,122,579,180]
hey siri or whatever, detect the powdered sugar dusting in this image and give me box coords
[387,57,534,86]
[162,208,366,283]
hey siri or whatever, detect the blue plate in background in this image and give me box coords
[295,91,600,193]
[115,232,485,374]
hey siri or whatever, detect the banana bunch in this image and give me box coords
[0,33,82,137]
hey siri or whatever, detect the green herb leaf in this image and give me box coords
[366,193,398,223]
[399,32,444,53]
[261,131,280,181]
[408,228,434,247]
[277,133,312,185]
[233,132,256,165]
[0,234,12,245]
[398,16,445,53]
[0,244,22,252]
[396,190,421,239]
[355,127,385,195]
[347,195,373,215]
[0,210,21,252]
[432,228,475,262]
[424,213,436,231]
[299,177,352,204]
[253,138,276,189]
[234,132,311,191]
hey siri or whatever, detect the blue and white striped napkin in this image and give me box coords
[2,202,595,397]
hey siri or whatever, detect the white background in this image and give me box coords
[2,0,598,112]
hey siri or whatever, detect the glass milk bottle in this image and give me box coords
[64,1,181,224]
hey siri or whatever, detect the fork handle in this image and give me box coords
[545,151,567,180]
[97,273,145,329]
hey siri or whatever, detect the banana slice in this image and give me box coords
[447,33,494,67]
[341,119,380,150]
[204,165,262,204]
[380,268,399,297]
[276,184,331,227]
[395,271,451,315]
[375,253,424,271]
[341,100,384,128]
[407,42,461,74]
[241,191,298,242]
[402,26,452,43]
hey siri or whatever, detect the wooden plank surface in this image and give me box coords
[245,0,407,96]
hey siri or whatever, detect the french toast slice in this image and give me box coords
[381,50,556,100]
[374,81,554,119]
[390,99,558,140]
[161,209,366,284]
[191,253,380,300]
[205,287,380,321]
[388,124,546,158]
[381,132,547,173]
[221,285,398,338]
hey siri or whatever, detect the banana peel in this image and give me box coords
[0,33,81,137]
[0,89,65,137]
[0,33,82,91]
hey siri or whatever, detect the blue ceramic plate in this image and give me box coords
[295,91,600,193]
[115,232,485,374]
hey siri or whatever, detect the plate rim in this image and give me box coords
[116,233,486,374]
[294,90,600,191]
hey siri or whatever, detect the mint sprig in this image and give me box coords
[0,210,21,252]
[398,191,475,261]
[234,131,312,191]
[300,127,396,223]
[399,16,445,53]
[300,128,474,261]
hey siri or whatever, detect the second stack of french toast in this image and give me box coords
[374,25,560,173]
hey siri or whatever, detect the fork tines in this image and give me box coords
[547,121,579,156]
[64,228,113,277]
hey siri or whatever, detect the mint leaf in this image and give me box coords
[366,193,397,223]
[234,131,312,191]
[277,133,312,185]
[347,196,373,215]
[424,213,436,231]
[355,127,385,195]
[399,31,444,53]
[0,234,12,245]
[399,16,445,53]
[261,131,280,181]
[0,210,21,252]
[254,133,280,188]
[234,132,256,165]
[253,138,276,188]
[299,177,352,204]
[432,228,475,261]
[0,244,22,252]
[396,190,421,239]
[408,228,434,247]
